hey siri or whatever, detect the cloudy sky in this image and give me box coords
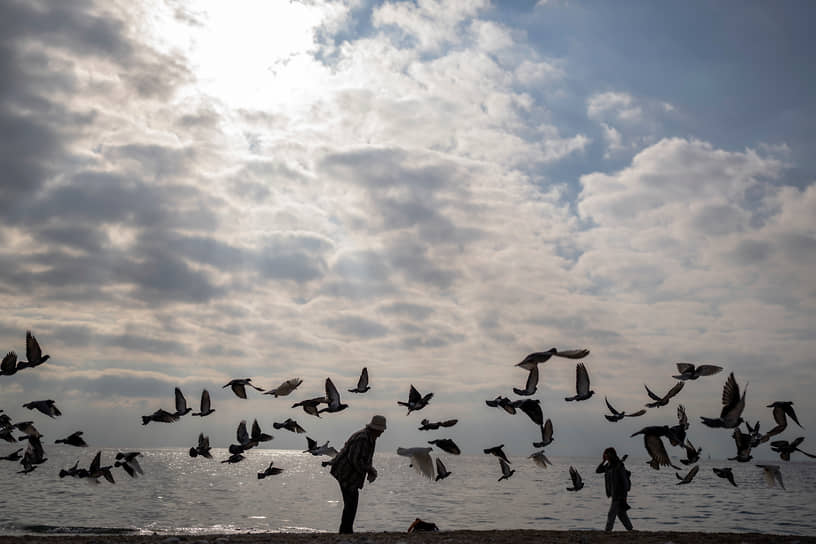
[1,0,814,461]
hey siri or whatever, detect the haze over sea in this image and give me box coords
[1,447,813,537]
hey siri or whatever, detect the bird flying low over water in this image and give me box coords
[114,451,143,478]
[631,427,681,470]
[318,378,348,414]
[273,418,306,434]
[517,348,590,370]
[348,367,370,393]
[16,331,50,371]
[770,437,816,461]
[513,365,538,396]
[566,466,584,491]
[485,396,516,414]
[700,372,746,429]
[680,440,702,465]
[529,450,552,468]
[22,399,61,418]
[257,461,284,479]
[264,378,303,397]
[173,387,191,417]
[223,378,264,399]
[397,447,435,479]
[757,464,785,490]
[713,467,737,487]
[303,436,337,457]
[676,465,699,485]
[604,397,647,422]
[192,389,215,417]
[231,419,272,452]
[398,385,433,414]
[189,433,212,459]
[744,420,762,448]
[222,453,245,464]
[565,363,594,401]
[418,418,458,431]
[533,418,554,448]
[292,396,327,418]
[428,438,461,455]
[484,444,510,464]
[729,428,753,463]
[88,451,115,484]
[55,431,87,447]
[761,401,803,442]
[435,458,451,481]
[644,382,684,408]
[497,458,515,481]
[141,409,179,425]
[673,362,723,381]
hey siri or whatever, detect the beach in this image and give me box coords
[0,531,813,544]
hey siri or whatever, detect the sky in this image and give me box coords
[1,0,814,463]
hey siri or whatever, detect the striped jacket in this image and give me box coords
[330,427,377,489]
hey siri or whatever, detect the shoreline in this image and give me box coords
[0,530,813,544]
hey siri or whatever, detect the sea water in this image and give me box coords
[0,447,814,536]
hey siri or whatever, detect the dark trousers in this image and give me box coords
[605,498,633,531]
[339,484,360,534]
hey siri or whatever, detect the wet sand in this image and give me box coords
[0,530,813,544]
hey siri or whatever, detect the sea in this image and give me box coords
[0,446,814,536]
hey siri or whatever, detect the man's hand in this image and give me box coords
[366,467,378,483]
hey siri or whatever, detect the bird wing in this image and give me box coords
[198,433,209,449]
[251,419,263,439]
[722,372,740,407]
[175,388,187,413]
[231,383,247,399]
[576,363,590,395]
[542,419,553,444]
[90,451,101,472]
[605,397,621,416]
[687,465,699,481]
[644,384,661,401]
[325,378,341,406]
[358,367,369,389]
[696,364,723,377]
[397,447,434,479]
[408,384,421,404]
[627,409,647,417]
[772,405,787,427]
[519,400,543,426]
[781,403,803,428]
[1,352,16,373]
[675,362,694,375]
[665,381,684,401]
[237,420,249,444]
[26,331,42,364]
[677,404,688,429]
[435,457,446,474]
[556,348,590,359]
[644,434,673,468]
[200,390,211,413]
[305,436,317,450]
[526,365,539,391]
[440,419,458,427]
[499,457,512,477]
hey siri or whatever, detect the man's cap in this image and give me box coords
[367,414,387,431]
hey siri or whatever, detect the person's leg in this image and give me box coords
[617,501,633,530]
[605,501,617,531]
[339,485,359,534]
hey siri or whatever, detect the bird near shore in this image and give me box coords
[713,467,737,486]
[644,382,684,408]
[566,466,583,491]
[604,397,647,422]
[757,464,785,490]
[173,387,191,417]
[631,426,682,470]
[497,457,515,481]
[141,409,179,425]
[398,384,433,414]
[513,365,538,396]
[397,447,435,479]
[223,378,264,399]
[729,428,753,463]
[16,331,50,371]
[673,363,723,381]
[761,401,803,442]
[348,367,370,393]
[192,389,215,417]
[88,451,115,484]
[700,372,746,429]
[264,378,303,397]
[484,444,510,464]
[676,465,699,485]
[257,461,283,479]
[22,399,61,418]
[565,363,594,401]
[529,450,552,468]
[303,436,337,457]
[533,418,554,448]
[770,437,816,461]
[55,431,87,447]
[680,440,702,465]
[189,433,212,459]
[273,418,306,434]
[114,451,143,478]
[516,348,590,370]
[428,438,461,455]
[435,458,451,481]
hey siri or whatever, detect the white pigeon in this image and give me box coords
[397,447,435,480]
[264,378,303,397]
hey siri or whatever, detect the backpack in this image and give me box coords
[624,468,632,492]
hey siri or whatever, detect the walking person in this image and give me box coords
[329,415,387,534]
[595,447,634,531]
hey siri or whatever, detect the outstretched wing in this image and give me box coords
[325,378,341,405]
[542,418,554,444]
[644,384,662,402]
[721,372,740,408]
[664,381,684,401]
[675,362,694,375]
[408,384,421,404]
[26,331,42,364]
[237,420,249,444]
[576,363,590,395]
[556,348,590,359]
[644,434,674,469]
[200,390,211,413]
[175,387,188,413]
[605,397,622,416]
[357,367,369,389]
[696,364,723,377]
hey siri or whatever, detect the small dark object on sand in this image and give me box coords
[408,518,439,532]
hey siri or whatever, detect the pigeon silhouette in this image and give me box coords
[304,436,337,457]
[418,418,458,431]
[223,378,264,399]
[263,378,303,397]
[22,399,61,418]
[273,418,306,434]
[192,389,215,417]
[257,461,284,479]
[566,465,584,491]
[713,467,737,486]
[529,450,552,468]
[729,428,753,463]
[484,444,510,464]
[644,382,684,408]
[55,431,87,447]
[631,426,681,470]
[700,372,746,428]
[517,348,590,370]
[675,465,699,485]
[397,447,435,479]
[292,396,327,418]
[141,409,179,425]
[16,331,50,371]
[513,365,538,396]
[435,458,451,481]
[761,401,803,442]
[498,457,515,481]
[770,437,816,461]
[189,433,212,459]
[604,397,647,422]
[680,440,701,465]
[317,378,348,414]
[348,367,370,393]
[485,396,516,415]
[533,418,554,448]
[398,384,433,414]
[564,363,594,401]
[428,438,461,455]
[673,363,723,381]
[173,387,191,417]
[0,352,18,376]
[757,464,785,490]
[514,399,544,426]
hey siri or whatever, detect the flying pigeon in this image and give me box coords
[564,363,594,401]
[644,382,684,408]
[680,440,701,465]
[631,426,681,470]
[757,464,785,490]
[397,447,435,479]
[676,465,699,485]
[744,420,763,448]
[498,457,515,481]
[513,365,538,396]
[485,396,516,415]
[435,458,451,481]
[55,431,87,447]
[673,363,723,381]
[533,418,554,448]
[348,367,370,393]
[529,450,552,468]
[303,436,337,457]
[223,378,264,399]
[189,433,212,459]
[566,466,584,491]
[428,438,461,455]
[761,401,803,442]
[484,444,510,464]
[0,448,23,461]
[713,467,737,487]
[398,384,433,414]
[173,387,191,417]
[729,427,753,463]
[273,418,306,434]
[87,451,115,484]
[16,331,50,370]
[514,399,544,426]
[292,396,326,418]
[318,378,348,414]
[221,453,245,464]
[22,399,61,418]
[700,373,746,428]
[418,418,458,431]
[263,378,303,397]
[604,397,647,422]
[257,461,284,479]
[0,352,18,376]
[141,409,179,425]
[517,348,590,370]
[770,437,816,461]
[192,389,215,417]
[114,451,143,478]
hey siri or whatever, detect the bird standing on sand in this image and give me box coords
[348,367,370,393]
[264,378,303,397]
[435,458,451,481]
[700,372,747,429]
[55,431,87,447]
[565,363,594,401]
[644,382,684,408]
[223,378,264,399]
[757,464,785,490]
[566,466,584,491]
[673,363,723,381]
[22,399,61,418]
[397,447,435,479]
[604,397,647,422]
[497,458,515,481]
[398,384,433,414]
[713,467,737,487]
[192,389,215,417]
[676,465,699,485]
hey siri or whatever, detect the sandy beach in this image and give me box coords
[0,530,813,544]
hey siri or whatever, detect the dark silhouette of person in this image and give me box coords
[595,446,634,531]
[329,415,386,534]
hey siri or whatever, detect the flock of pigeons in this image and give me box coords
[1,332,813,496]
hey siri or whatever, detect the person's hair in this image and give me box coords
[603,447,620,463]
